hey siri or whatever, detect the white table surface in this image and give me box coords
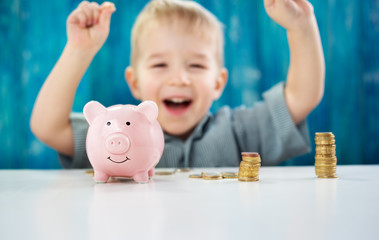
[1,165,379,240]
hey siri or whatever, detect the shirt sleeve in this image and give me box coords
[58,113,92,168]
[232,82,311,165]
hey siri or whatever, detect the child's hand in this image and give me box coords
[66,1,116,52]
[263,0,315,33]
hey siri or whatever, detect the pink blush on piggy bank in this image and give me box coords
[83,101,164,183]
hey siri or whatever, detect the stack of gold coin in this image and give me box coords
[238,152,261,182]
[315,132,337,178]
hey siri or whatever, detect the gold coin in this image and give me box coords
[189,174,203,179]
[315,140,336,145]
[223,176,238,179]
[240,161,261,167]
[315,166,336,169]
[241,152,260,157]
[315,151,336,156]
[155,171,175,175]
[315,160,337,165]
[221,172,238,179]
[315,134,335,138]
[315,133,335,139]
[238,176,259,182]
[315,163,337,167]
[315,135,334,139]
[316,169,336,173]
[315,148,336,154]
[316,172,337,176]
[317,175,338,179]
[315,155,337,160]
[238,169,259,175]
[315,157,336,161]
[316,174,337,178]
[85,170,94,176]
[315,164,337,168]
[316,171,337,176]
[238,172,259,179]
[315,152,336,157]
[314,136,335,141]
[315,154,336,159]
[315,132,335,137]
[202,172,222,180]
[175,168,191,173]
[315,160,337,164]
[316,170,337,174]
[203,176,222,180]
[242,156,261,162]
[316,171,336,175]
[316,144,336,150]
[111,176,133,182]
[316,163,336,166]
[239,168,260,173]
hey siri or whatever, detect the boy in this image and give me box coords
[30,0,325,168]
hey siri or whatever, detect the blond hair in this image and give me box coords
[130,0,224,67]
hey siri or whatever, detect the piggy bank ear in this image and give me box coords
[136,101,158,123]
[83,101,106,125]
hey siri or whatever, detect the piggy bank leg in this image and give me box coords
[94,171,109,183]
[148,168,155,177]
[133,172,149,183]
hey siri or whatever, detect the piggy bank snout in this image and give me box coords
[105,133,130,155]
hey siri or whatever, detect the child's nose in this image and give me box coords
[167,69,191,86]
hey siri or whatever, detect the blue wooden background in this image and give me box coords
[1,0,378,169]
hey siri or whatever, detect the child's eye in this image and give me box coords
[152,63,167,68]
[190,64,205,69]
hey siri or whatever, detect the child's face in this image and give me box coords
[126,20,227,139]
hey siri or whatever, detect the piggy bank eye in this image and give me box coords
[126,121,131,126]
[106,122,111,126]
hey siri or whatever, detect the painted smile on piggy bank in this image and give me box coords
[107,156,131,164]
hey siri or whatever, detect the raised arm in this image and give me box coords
[30,1,116,156]
[264,0,325,124]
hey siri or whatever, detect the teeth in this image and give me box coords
[169,98,189,103]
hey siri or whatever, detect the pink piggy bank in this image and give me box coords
[83,100,164,183]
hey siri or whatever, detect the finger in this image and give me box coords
[281,0,301,16]
[293,0,314,14]
[79,2,94,27]
[98,2,116,28]
[67,10,80,25]
[76,10,89,28]
[89,2,101,25]
[78,0,90,9]
[100,1,116,12]
[85,2,101,26]
[68,9,89,28]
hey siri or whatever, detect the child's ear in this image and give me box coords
[213,68,228,100]
[125,66,142,100]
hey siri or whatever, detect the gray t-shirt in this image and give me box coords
[59,82,310,168]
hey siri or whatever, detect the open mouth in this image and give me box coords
[163,98,192,115]
[107,156,130,164]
